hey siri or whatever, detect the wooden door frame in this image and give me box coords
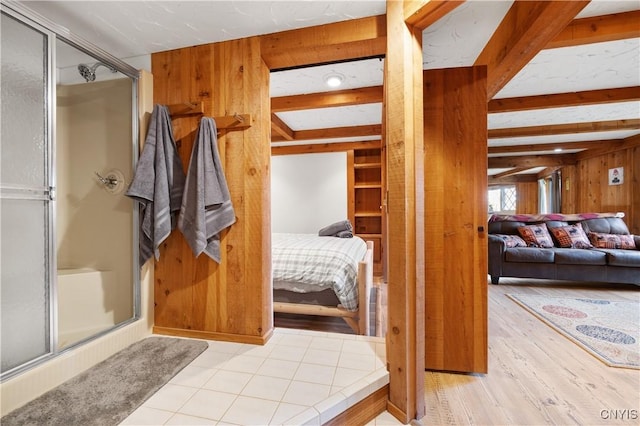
[260,2,464,423]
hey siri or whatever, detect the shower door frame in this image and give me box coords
[1,1,142,381]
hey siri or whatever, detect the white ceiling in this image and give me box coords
[12,0,640,177]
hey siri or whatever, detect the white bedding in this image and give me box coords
[272,233,368,311]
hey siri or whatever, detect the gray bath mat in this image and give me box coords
[1,336,208,426]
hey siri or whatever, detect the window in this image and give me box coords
[539,171,561,214]
[488,186,516,213]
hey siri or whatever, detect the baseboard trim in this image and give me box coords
[152,326,272,345]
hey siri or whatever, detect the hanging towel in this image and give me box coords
[178,117,236,262]
[126,104,186,265]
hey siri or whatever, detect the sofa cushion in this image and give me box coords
[489,220,528,235]
[493,234,527,248]
[505,248,555,263]
[581,217,630,235]
[517,224,555,248]
[588,232,637,249]
[549,223,593,249]
[593,249,640,267]
[553,248,607,265]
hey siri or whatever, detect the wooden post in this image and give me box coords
[384,0,425,422]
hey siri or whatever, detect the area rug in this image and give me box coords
[508,294,639,369]
[1,336,208,426]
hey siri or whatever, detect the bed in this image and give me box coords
[272,233,374,335]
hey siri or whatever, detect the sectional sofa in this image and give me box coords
[488,212,640,285]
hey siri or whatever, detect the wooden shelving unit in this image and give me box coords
[348,148,385,276]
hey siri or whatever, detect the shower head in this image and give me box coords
[77,62,117,82]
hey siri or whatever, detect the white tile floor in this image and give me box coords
[120,328,400,425]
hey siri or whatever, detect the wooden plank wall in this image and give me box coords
[563,145,639,234]
[151,38,272,343]
[516,182,539,214]
[561,165,578,215]
[423,66,488,374]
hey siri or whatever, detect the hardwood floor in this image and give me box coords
[424,278,640,426]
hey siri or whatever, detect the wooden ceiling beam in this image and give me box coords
[546,10,640,49]
[270,113,294,141]
[488,86,640,113]
[574,133,640,161]
[488,139,622,155]
[488,174,538,185]
[488,154,576,169]
[489,119,640,139]
[271,86,383,112]
[537,167,561,179]
[260,15,386,70]
[270,124,382,143]
[403,1,465,29]
[491,167,533,179]
[272,140,381,156]
[475,1,589,100]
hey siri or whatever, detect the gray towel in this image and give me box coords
[336,230,353,238]
[126,104,185,265]
[318,220,353,237]
[178,117,236,262]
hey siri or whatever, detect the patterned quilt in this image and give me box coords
[272,233,368,311]
[489,212,624,223]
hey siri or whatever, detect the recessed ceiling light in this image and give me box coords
[324,72,344,88]
[554,148,563,152]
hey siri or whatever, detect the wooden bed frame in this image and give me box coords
[273,240,374,335]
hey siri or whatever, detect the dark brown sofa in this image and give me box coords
[488,213,640,285]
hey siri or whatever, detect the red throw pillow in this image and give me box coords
[550,223,593,249]
[588,232,637,249]
[517,224,554,248]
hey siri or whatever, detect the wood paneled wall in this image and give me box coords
[562,145,639,234]
[516,182,539,214]
[151,38,272,343]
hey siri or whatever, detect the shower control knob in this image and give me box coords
[95,169,126,194]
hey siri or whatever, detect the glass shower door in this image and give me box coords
[0,11,54,375]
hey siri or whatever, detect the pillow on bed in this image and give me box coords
[588,232,637,249]
[517,224,554,248]
[549,223,592,249]
[493,234,527,248]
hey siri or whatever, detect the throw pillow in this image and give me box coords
[517,224,555,248]
[588,232,637,249]
[549,223,593,249]
[494,234,528,248]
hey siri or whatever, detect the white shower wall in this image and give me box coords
[56,78,134,332]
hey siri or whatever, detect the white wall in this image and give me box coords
[271,152,347,234]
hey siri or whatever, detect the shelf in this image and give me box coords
[355,212,382,217]
[356,233,382,239]
[351,147,384,276]
[354,162,381,169]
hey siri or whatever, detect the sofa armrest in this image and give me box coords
[488,235,507,282]
[635,235,640,249]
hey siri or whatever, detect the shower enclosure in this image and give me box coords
[1,3,140,380]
